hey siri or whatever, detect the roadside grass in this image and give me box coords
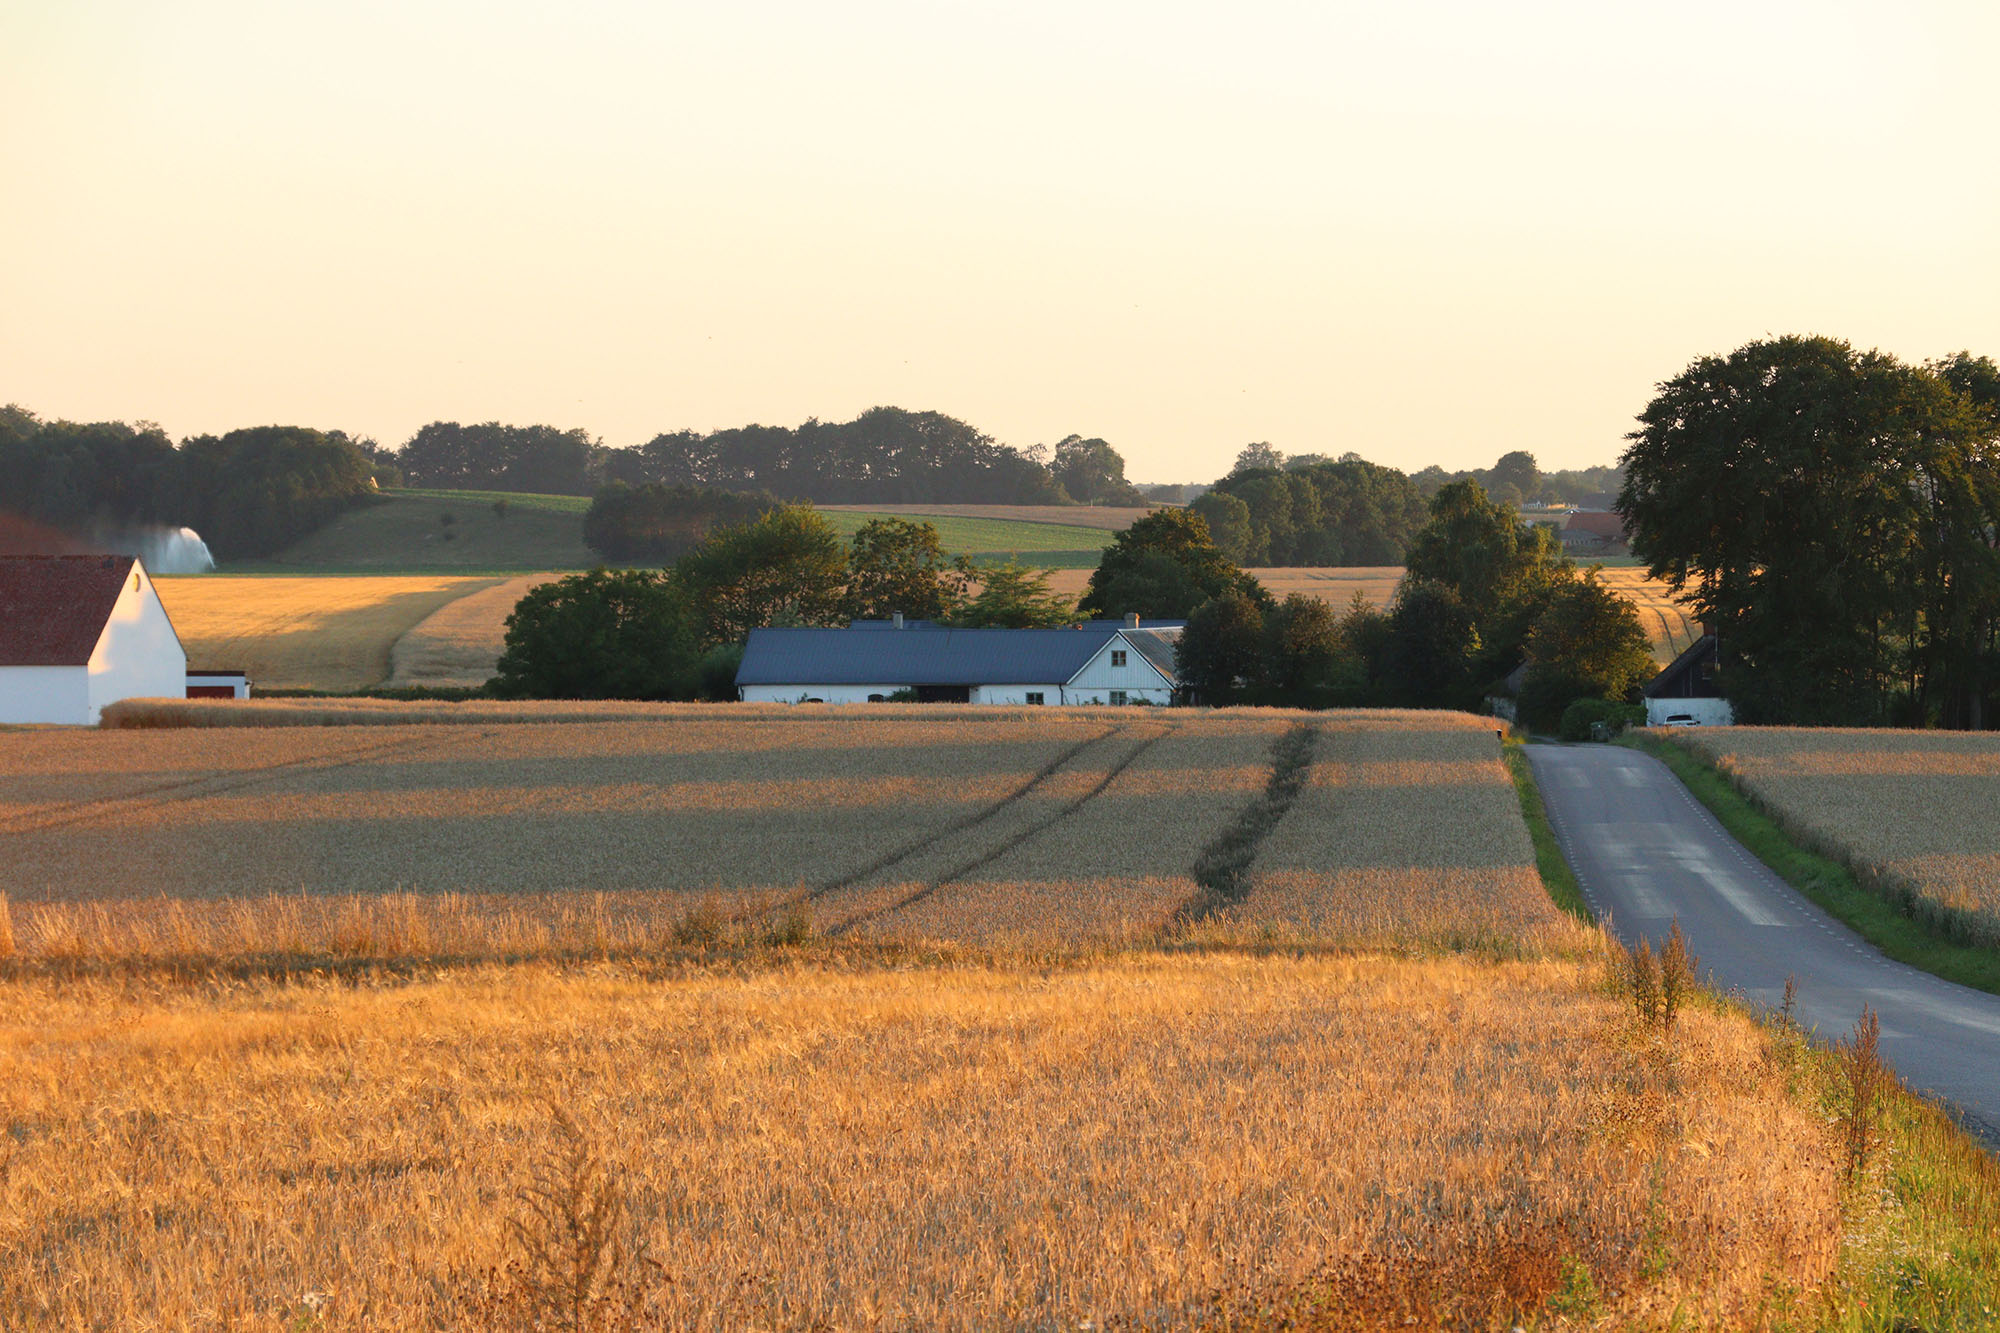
[1504,741,1593,924]
[1622,734,2000,997]
[1777,1020,2000,1331]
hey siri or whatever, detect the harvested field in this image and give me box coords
[384,572,556,688]
[154,574,506,691]
[0,954,1843,1331]
[1664,726,2000,944]
[1595,566,1701,662]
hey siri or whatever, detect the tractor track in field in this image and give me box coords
[0,731,438,839]
[823,725,1175,937]
[721,725,1127,926]
[1174,722,1320,924]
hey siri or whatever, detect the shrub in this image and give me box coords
[490,568,703,700]
[1556,696,1644,742]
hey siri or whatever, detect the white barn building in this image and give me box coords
[736,617,1183,705]
[0,555,188,725]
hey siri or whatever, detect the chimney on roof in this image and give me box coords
[1125,613,1139,628]
[892,611,904,629]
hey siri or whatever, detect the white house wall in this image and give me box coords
[739,683,908,704]
[1066,633,1175,701]
[85,567,187,724]
[1646,697,1734,727]
[0,666,92,724]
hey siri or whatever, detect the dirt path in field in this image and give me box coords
[384,573,556,688]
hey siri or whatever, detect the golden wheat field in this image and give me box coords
[0,706,1874,1328]
[1664,726,2000,943]
[1595,567,1701,662]
[0,954,1845,1332]
[154,575,504,691]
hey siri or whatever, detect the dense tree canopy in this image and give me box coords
[675,505,849,644]
[1079,508,1266,620]
[1048,435,1145,506]
[0,408,379,559]
[1619,336,2000,727]
[844,517,971,622]
[490,568,703,700]
[582,483,774,563]
[1516,572,1655,731]
[399,421,601,494]
[1199,458,1428,566]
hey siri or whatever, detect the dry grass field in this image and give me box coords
[0,954,1846,1331]
[154,575,504,691]
[1663,726,2000,945]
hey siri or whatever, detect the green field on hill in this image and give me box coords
[228,490,1116,573]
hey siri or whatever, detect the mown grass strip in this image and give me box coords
[1621,733,2000,998]
[1503,742,1592,925]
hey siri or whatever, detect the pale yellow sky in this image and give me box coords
[4,1,1997,479]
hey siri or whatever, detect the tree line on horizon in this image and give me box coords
[0,397,1622,568]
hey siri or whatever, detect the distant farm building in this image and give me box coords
[1644,633,1733,727]
[186,669,251,699]
[736,616,1183,705]
[1558,510,1629,555]
[0,555,187,725]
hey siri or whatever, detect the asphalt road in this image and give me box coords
[1527,741,2000,1146]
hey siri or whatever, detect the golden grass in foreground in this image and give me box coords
[1666,726,2000,942]
[0,953,1842,1331]
[153,575,503,691]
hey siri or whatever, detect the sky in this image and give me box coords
[4,1,1997,481]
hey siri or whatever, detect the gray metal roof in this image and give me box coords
[737,625,1182,687]
[1122,628,1181,682]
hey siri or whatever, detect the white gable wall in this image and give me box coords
[85,565,187,724]
[0,666,92,724]
[1063,633,1174,704]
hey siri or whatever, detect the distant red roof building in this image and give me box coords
[1563,511,1628,544]
[0,555,189,723]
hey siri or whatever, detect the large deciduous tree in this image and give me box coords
[490,568,703,699]
[1079,508,1266,620]
[1175,590,1267,705]
[675,505,848,644]
[844,517,970,621]
[1618,335,2000,726]
[1516,571,1656,731]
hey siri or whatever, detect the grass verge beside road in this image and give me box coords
[1621,733,2000,998]
[1504,742,1593,925]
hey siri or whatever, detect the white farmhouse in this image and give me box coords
[736,616,1183,705]
[0,555,188,725]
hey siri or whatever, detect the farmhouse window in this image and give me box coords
[1025,692,1044,705]
[1110,690,1128,706]
[1110,650,1127,667]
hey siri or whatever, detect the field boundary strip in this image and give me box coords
[824,727,1175,936]
[1176,723,1320,923]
